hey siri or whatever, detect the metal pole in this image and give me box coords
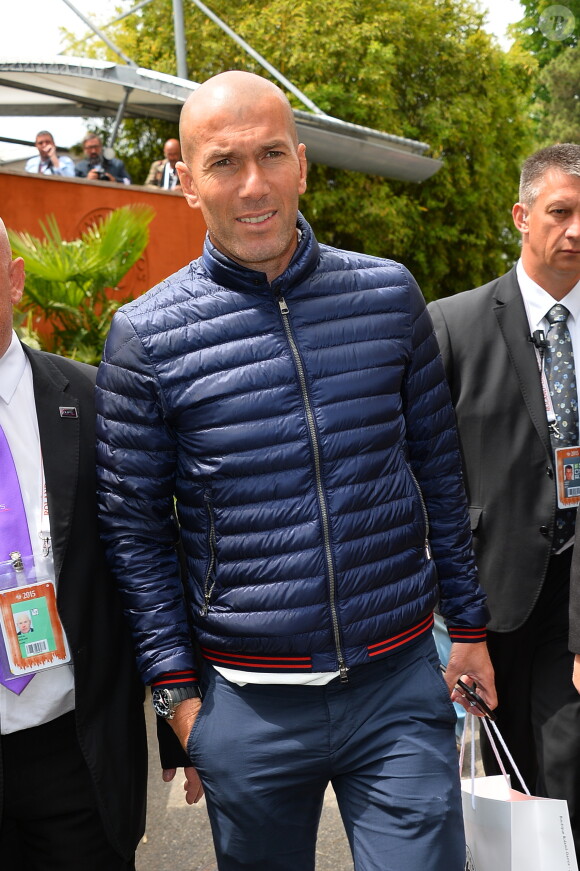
[59,0,138,67]
[108,88,133,148]
[104,0,156,28]
[173,0,189,80]
[68,0,156,47]
[189,0,327,115]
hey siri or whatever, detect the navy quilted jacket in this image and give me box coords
[96,215,488,685]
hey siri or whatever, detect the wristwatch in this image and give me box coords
[151,685,202,719]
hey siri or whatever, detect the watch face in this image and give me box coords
[152,688,173,718]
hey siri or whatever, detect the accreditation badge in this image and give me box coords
[0,579,70,676]
[555,445,580,509]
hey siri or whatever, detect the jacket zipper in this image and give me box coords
[405,454,432,561]
[200,492,218,616]
[277,295,348,682]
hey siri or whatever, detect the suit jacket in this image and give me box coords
[428,267,556,632]
[0,346,147,859]
[144,158,180,188]
[570,516,580,652]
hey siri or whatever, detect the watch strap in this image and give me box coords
[152,684,202,719]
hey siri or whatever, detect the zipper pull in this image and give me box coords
[200,596,210,617]
[339,661,349,684]
[278,296,289,315]
[425,539,432,560]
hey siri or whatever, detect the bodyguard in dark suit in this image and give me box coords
[0,218,147,869]
[428,143,580,857]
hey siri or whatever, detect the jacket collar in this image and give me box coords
[201,212,320,293]
[492,266,552,454]
[21,344,80,584]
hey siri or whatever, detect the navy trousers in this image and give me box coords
[188,634,464,871]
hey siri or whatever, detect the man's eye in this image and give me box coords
[265,151,283,159]
[214,158,231,167]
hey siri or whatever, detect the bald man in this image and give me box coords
[96,70,495,871]
[144,138,182,189]
[0,219,146,869]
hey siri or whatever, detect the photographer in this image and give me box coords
[75,133,131,184]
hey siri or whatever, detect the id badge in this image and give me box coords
[0,579,70,675]
[555,445,580,508]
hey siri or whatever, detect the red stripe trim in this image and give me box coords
[151,677,199,687]
[448,627,486,635]
[203,651,313,670]
[201,647,312,664]
[150,669,198,688]
[448,632,486,641]
[368,626,432,657]
[367,613,434,653]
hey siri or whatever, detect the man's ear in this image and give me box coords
[513,202,529,233]
[9,257,24,306]
[297,143,307,196]
[176,161,200,210]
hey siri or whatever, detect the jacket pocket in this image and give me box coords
[200,491,218,616]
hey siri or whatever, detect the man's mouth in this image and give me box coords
[239,212,274,224]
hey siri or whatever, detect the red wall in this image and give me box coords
[1,169,206,302]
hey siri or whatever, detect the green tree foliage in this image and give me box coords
[511,1,580,144]
[538,44,580,142]
[9,205,154,364]
[512,0,579,66]
[75,0,535,299]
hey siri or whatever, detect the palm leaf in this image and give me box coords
[9,205,155,365]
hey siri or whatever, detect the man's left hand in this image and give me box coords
[444,641,497,716]
[162,766,204,804]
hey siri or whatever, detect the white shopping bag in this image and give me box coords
[462,774,577,871]
[461,716,578,871]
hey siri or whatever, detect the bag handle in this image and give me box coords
[481,718,530,795]
[459,714,531,808]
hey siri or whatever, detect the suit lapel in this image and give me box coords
[23,347,80,584]
[493,268,552,453]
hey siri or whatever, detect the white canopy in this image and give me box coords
[0,57,442,182]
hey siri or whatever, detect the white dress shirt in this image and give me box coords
[24,153,75,177]
[162,162,178,190]
[517,259,580,364]
[0,333,75,734]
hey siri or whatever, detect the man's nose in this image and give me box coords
[239,163,270,199]
[567,214,580,237]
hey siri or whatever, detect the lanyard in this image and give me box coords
[532,336,560,438]
[39,453,51,558]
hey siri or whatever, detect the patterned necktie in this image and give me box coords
[544,303,579,549]
[0,423,35,693]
